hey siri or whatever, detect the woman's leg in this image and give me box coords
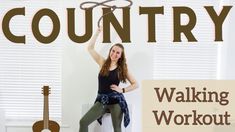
[109,104,123,132]
[79,102,106,132]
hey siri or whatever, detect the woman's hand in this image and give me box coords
[97,26,103,33]
[110,84,122,93]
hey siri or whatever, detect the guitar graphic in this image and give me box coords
[32,86,60,132]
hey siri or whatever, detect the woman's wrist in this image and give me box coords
[95,31,100,37]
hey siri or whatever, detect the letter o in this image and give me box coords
[203,115,213,125]
[32,9,60,44]
[174,115,184,125]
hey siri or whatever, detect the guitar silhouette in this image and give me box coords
[32,86,60,132]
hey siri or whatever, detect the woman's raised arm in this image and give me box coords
[87,27,105,67]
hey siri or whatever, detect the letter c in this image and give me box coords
[2,7,26,44]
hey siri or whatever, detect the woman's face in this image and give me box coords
[109,46,123,62]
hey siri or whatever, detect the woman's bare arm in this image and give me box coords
[110,70,139,93]
[87,28,105,67]
[123,70,139,93]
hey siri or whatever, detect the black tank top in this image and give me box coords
[98,68,120,93]
[98,68,120,104]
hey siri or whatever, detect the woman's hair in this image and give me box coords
[99,43,128,83]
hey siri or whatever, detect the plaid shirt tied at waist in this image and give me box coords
[95,92,130,127]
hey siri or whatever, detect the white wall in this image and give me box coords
[0,109,6,132]
[219,0,235,79]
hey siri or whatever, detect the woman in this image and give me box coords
[79,27,138,132]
